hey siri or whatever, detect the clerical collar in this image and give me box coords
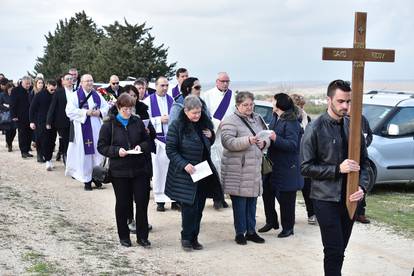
[217,87,228,95]
[156,93,166,98]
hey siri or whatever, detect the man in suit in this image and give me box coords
[69,68,80,91]
[10,76,33,158]
[106,75,124,98]
[47,73,73,164]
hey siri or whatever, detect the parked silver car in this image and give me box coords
[363,91,414,187]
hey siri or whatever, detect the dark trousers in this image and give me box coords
[356,196,366,216]
[112,176,150,240]
[40,128,57,161]
[181,190,207,241]
[261,174,279,226]
[17,121,32,153]
[230,195,257,235]
[301,178,315,218]
[277,191,297,231]
[313,199,354,276]
[5,128,16,146]
[56,127,70,155]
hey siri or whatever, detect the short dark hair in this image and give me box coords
[274,93,294,111]
[0,78,9,85]
[5,82,14,91]
[176,68,188,78]
[327,79,351,97]
[116,93,135,108]
[155,76,167,84]
[46,80,57,86]
[124,84,139,97]
[180,77,199,97]
[133,80,145,86]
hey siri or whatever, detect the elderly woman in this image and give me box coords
[165,95,220,251]
[220,91,269,245]
[268,93,303,238]
[98,93,152,248]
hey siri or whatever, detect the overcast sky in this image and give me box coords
[2,0,413,83]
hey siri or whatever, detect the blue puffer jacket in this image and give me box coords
[165,109,221,205]
[268,109,304,192]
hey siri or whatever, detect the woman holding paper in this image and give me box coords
[220,91,269,245]
[165,95,221,251]
[98,93,152,248]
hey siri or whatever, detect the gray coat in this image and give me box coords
[220,110,268,197]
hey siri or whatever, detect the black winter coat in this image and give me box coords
[105,85,124,98]
[268,110,304,192]
[46,87,71,129]
[97,114,151,178]
[29,89,53,127]
[10,85,31,123]
[165,110,221,205]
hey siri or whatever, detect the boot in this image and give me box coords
[37,149,45,163]
[7,144,12,152]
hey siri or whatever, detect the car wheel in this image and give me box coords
[366,161,377,193]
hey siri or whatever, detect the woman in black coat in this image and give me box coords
[268,93,303,238]
[0,83,17,151]
[98,93,152,248]
[165,95,220,251]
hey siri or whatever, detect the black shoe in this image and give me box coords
[62,154,67,166]
[235,234,247,245]
[258,223,279,233]
[26,153,33,157]
[171,202,181,211]
[222,200,229,208]
[37,154,45,163]
[84,182,93,191]
[213,201,222,210]
[120,239,132,247]
[56,152,61,161]
[137,238,151,248]
[156,204,165,212]
[356,215,371,224]
[181,240,193,251]
[94,180,103,189]
[277,229,294,238]
[245,232,265,243]
[192,239,203,250]
[7,145,12,152]
[148,224,153,231]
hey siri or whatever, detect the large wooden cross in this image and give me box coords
[322,12,395,219]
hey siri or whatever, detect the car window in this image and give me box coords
[254,105,273,124]
[385,107,414,136]
[363,104,393,129]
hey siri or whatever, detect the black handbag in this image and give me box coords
[0,110,12,130]
[92,122,113,184]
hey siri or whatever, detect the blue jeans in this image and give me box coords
[230,195,257,235]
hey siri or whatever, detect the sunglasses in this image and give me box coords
[193,85,202,90]
[112,82,120,85]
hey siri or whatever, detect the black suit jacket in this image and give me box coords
[105,85,124,98]
[10,85,31,123]
[47,87,71,129]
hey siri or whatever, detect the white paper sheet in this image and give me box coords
[126,149,142,155]
[257,130,273,140]
[190,161,213,183]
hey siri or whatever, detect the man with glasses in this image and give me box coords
[143,76,179,211]
[106,75,124,98]
[29,80,58,171]
[65,74,110,191]
[46,73,74,165]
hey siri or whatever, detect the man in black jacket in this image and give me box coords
[106,75,124,98]
[300,80,369,276]
[47,73,73,164]
[10,76,33,158]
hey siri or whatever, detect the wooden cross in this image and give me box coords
[85,139,93,147]
[322,12,395,219]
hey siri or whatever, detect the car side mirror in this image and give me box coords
[387,124,400,136]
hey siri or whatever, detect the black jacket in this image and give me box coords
[98,114,151,178]
[0,92,12,112]
[300,112,369,202]
[105,85,124,98]
[10,85,31,123]
[165,110,221,205]
[46,87,71,129]
[29,89,53,126]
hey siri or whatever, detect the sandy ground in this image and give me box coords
[0,135,413,276]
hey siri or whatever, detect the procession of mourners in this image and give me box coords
[0,69,373,276]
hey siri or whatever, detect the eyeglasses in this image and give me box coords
[193,85,202,90]
[64,77,73,81]
[218,79,230,83]
[112,82,120,85]
[160,84,169,87]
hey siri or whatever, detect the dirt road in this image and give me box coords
[0,136,413,275]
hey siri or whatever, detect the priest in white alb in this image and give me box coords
[65,74,109,191]
[143,76,180,212]
[201,72,235,209]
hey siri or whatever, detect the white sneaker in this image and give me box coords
[46,161,52,171]
[308,215,318,225]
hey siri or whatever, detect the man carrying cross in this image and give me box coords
[65,74,109,191]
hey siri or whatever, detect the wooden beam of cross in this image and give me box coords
[322,12,395,219]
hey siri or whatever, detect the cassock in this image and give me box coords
[143,93,173,203]
[171,84,181,98]
[201,87,236,177]
[65,88,109,183]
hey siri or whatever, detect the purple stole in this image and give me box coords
[149,93,173,143]
[172,85,180,98]
[77,87,101,155]
[213,89,233,121]
[143,90,149,100]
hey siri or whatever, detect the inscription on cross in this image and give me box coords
[322,12,395,219]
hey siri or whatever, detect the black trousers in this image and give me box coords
[5,128,16,146]
[17,121,32,154]
[301,178,315,218]
[277,191,297,231]
[112,175,150,240]
[356,196,367,216]
[56,127,70,155]
[261,174,279,226]
[39,127,57,161]
[313,199,354,276]
[181,189,207,241]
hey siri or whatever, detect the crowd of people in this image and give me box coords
[0,70,372,275]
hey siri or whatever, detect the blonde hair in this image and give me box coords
[33,77,45,94]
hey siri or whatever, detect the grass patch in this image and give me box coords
[367,183,414,238]
[23,250,59,275]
